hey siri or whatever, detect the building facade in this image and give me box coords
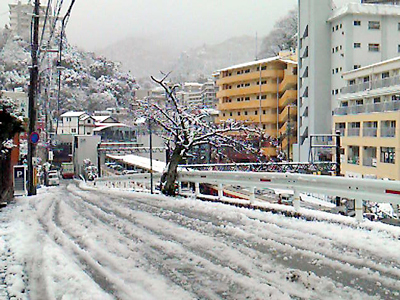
[333,56,400,180]
[9,1,53,42]
[215,54,297,158]
[297,0,400,161]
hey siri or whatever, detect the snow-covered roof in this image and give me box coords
[342,55,400,77]
[217,56,297,72]
[92,115,112,123]
[60,111,87,118]
[106,154,166,173]
[200,108,220,115]
[80,115,95,121]
[328,3,400,22]
[93,123,131,131]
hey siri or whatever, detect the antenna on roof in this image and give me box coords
[255,32,258,61]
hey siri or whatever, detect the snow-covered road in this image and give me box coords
[0,181,400,300]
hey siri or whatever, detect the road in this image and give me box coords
[0,181,399,299]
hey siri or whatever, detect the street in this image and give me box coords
[0,181,399,299]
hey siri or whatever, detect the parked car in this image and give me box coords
[122,170,138,175]
[47,172,60,186]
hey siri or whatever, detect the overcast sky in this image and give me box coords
[0,0,357,51]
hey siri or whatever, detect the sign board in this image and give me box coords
[48,150,54,161]
[13,165,27,196]
[29,132,40,144]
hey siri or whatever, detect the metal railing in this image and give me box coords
[91,168,400,221]
[335,101,400,116]
[340,75,400,94]
[348,128,360,136]
[381,127,396,138]
[363,127,377,137]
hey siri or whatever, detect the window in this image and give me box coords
[356,99,363,105]
[398,22,400,30]
[332,48,335,54]
[335,46,339,52]
[244,69,250,73]
[398,44,400,53]
[354,43,361,48]
[335,68,339,73]
[392,94,400,101]
[223,113,226,117]
[332,69,335,75]
[336,25,339,31]
[244,111,248,116]
[354,20,361,26]
[332,27,335,32]
[348,146,360,165]
[335,89,339,95]
[368,43,380,52]
[381,120,396,137]
[381,147,395,164]
[382,72,389,79]
[374,97,380,103]
[368,21,380,30]
[230,112,232,117]
[263,110,266,114]
[354,65,361,70]
[237,112,241,116]
[71,128,77,133]
[363,76,369,82]
[255,110,258,115]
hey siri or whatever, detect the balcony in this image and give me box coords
[381,127,396,137]
[217,114,277,124]
[347,128,360,136]
[334,101,400,116]
[363,127,377,137]
[218,99,277,111]
[217,70,284,85]
[341,75,400,94]
[278,90,297,107]
[217,84,278,98]
[278,106,297,123]
[279,70,297,92]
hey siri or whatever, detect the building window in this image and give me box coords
[348,122,360,136]
[382,72,390,79]
[374,97,380,103]
[354,20,361,26]
[363,146,377,167]
[398,22,400,30]
[356,99,363,105]
[332,27,335,32]
[393,95,400,101]
[368,43,380,52]
[71,128,77,133]
[381,147,395,164]
[381,120,396,137]
[255,110,258,115]
[335,89,339,95]
[398,45,400,53]
[237,112,241,116]
[348,146,360,165]
[354,43,361,48]
[230,112,232,117]
[263,110,266,114]
[335,68,339,73]
[332,69,335,75]
[244,111,248,116]
[354,65,361,70]
[368,21,380,30]
[332,48,335,54]
[336,25,339,31]
[363,76,369,82]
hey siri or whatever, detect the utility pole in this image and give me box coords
[148,117,154,194]
[27,0,40,196]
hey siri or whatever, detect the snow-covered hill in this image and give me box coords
[98,35,257,84]
[0,28,138,113]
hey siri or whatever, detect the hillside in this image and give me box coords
[0,28,138,113]
[98,35,258,84]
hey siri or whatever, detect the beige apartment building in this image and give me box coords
[333,56,400,180]
[215,53,297,158]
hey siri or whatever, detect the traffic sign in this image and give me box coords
[13,165,27,196]
[29,132,40,144]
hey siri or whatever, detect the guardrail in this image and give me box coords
[93,170,400,221]
[177,171,400,221]
[93,173,161,190]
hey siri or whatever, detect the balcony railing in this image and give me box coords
[381,127,396,137]
[334,101,400,115]
[363,128,377,137]
[363,157,377,168]
[340,75,400,94]
[348,128,360,136]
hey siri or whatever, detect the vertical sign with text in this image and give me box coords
[13,165,27,196]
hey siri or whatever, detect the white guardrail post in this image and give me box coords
[218,183,223,199]
[355,198,363,222]
[249,186,255,205]
[293,190,300,211]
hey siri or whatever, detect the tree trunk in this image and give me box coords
[161,145,183,196]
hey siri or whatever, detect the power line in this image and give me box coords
[38,0,52,51]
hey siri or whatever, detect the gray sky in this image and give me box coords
[0,0,357,51]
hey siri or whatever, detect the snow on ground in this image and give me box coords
[0,181,399,299]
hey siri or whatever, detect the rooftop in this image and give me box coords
[217,56,297,72]
[60,111,87,118]
[329,3,400,21]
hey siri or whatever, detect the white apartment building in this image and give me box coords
[201,81,218,109]
[297,0,333,161]
[297,0,400,161]
[9,1,53,42]
[57,111,94,135]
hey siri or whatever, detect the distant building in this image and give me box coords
[9,1,54,42]
[333,56,400,180]
[215,52,297,159]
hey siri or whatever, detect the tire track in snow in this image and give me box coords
[69,184,388,299]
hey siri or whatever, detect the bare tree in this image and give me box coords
[145,74,266,196]
[259,8,298,58]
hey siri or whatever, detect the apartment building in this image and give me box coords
[215,54,297,158]
[297,0,400,161]
[333,56,400,180]
[9,1,53,42]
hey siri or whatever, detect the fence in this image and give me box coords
[92,170,400,221]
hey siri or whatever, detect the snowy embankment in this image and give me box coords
[0,182,399,299]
